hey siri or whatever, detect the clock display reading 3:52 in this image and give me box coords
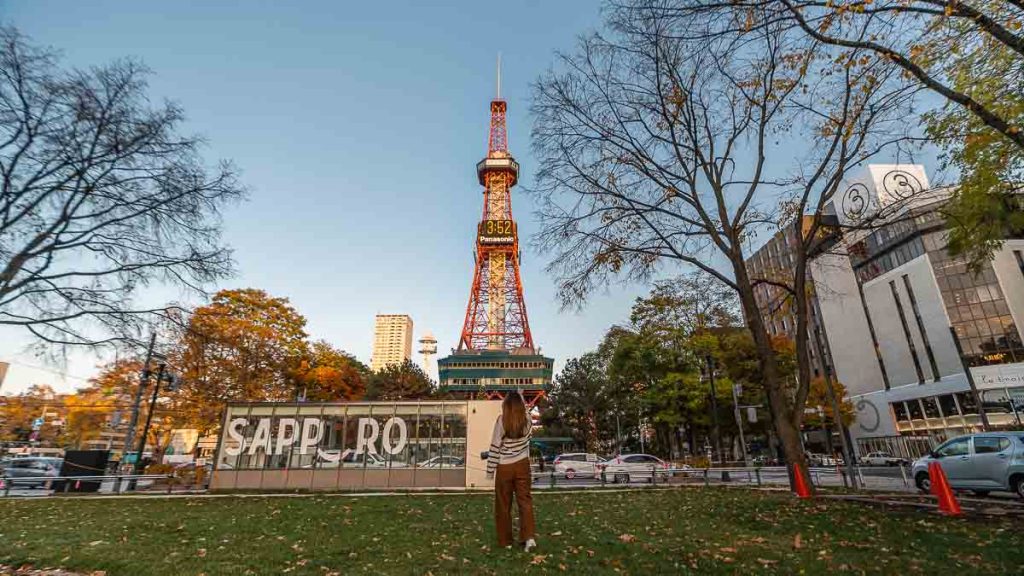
[478,220,516,243]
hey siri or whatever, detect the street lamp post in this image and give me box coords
[705,355,725,465]
[731,383,750,467]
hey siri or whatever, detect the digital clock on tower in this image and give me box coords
[478,220,516,244]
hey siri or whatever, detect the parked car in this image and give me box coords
[553,453,604,479]
[310,449,408,468]
[912,433,1024,498]
[860,451,908,467]
[807,453,838,467]
[1,457,62,488]
[419,456,465,468]
[602,454,669,484]
[674,463,695,478]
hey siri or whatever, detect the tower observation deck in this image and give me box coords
[437,81,553,407]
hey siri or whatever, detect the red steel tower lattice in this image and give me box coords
[458,98,535,352]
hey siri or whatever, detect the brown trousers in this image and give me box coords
[494,458,536,546]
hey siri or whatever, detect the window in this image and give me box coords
[907,399,925,420]
[974,437,1011,454]
[956,392,979,414]
[928,235,1024,366]
[922,397,941,419]
[892,402,909,422]
[935,437,970,457]
[937,394,959,417]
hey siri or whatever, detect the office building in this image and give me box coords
[371,314,414,372]
[746,165,1024,458]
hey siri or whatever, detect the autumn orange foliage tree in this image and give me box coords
[170,289,310,434]
[298,340,369,402]
[61,360,142,449]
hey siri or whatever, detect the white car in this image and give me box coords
[602,454,669,484]
[808,453,838,467]
[418,456,465,468]
[552,453,604,479]
[313,449,407,468]
[860,452,907,467]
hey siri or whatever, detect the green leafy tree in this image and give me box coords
[366,360,434,401]
[541,353,616,453]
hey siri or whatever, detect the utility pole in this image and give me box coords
[705,354,731,481]
[133,362,167,476]
[813,327,859,489]
[121,333,156,469]
[949,327,991,431]
[615,406,622,455]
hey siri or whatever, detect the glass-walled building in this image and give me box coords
[811,165,1024,458]
[745,164,1024,460]
[210,400,500,491]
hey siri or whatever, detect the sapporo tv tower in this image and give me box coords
[437,64,553,407]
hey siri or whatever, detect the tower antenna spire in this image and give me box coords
[496,52,502,100]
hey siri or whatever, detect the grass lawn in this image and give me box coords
[0,488,1021,575]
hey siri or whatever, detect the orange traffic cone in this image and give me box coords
[793,463,812,499]
[928,461,962,516]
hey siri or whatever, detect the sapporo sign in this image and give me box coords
[209,400,502,491]
[223,414,409,459]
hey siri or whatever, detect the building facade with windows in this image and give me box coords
[745,164,1024,459]
[371,314,414,372]
[745,214,839,381]
[813,165,1024,458]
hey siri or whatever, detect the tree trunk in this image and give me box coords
[733,258,813,493]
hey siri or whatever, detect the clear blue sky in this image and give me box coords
[0,0,652,393]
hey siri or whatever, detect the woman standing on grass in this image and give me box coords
[486,392,537,552]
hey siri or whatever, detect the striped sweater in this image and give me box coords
[486,415,532,475]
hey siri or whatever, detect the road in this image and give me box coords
[532,466,1024,501]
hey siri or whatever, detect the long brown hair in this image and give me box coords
[502,393,528,439]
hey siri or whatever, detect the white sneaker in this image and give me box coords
[524,538,537,553]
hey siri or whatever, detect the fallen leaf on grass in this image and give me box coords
[793,534,803,549]
[720,547,736,553]
[757,559,778,566]
[618,533,636,543]
[531,554,547,565]
[197,548,207,558]
[551,531,563,537]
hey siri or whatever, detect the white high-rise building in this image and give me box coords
[371,314,414,372]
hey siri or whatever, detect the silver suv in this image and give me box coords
[1,457,63,487]
[912,433,1024,498]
